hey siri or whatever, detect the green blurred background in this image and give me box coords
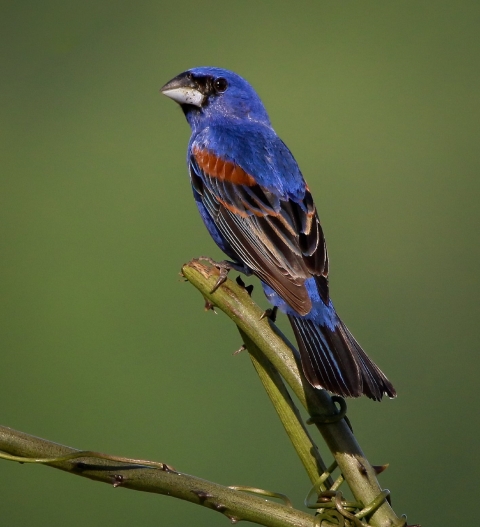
[1,1,479,525]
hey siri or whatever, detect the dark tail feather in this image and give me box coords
[288,315,396,401]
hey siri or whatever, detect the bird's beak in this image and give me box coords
[161,72,204,107]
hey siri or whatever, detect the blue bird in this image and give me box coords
[161,67,396,401]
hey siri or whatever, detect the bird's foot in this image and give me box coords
[195,256,234,293]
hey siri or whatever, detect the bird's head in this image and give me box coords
[161,67,271,130]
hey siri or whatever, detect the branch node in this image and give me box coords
[191,489,213,504]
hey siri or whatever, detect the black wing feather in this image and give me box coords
[190,158,329,315]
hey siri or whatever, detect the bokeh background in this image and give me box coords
[1,1,479,525]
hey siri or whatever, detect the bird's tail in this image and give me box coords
[288,314,396,401]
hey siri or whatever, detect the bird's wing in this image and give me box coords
[189,146,329,316]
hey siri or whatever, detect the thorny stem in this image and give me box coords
[0,260,409,527]
[241,329,332,487]
[0,426,316,527]
[182,260,406,527]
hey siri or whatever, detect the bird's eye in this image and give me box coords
[214,77,228,93]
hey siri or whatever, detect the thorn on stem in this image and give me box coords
[204,299,217,313]
[192,489,213,504]
[373,464,389,475]
[112,474,124,488]
[236,276,254,296]
[233,344,247,355]
[161,463,178,473]
[259,307,278,322]
[236,276,245,287]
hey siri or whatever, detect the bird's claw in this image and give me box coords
[195,256,233,293]
[211,267,230,293]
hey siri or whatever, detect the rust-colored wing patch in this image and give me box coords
[193,147,256,186]
[189,150,330,314]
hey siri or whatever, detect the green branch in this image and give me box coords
[0,260,410,527]
[243,329,332,488]
[182,260,406,527]
[0,425,316,527]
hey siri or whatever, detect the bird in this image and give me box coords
[161,67,396,401]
